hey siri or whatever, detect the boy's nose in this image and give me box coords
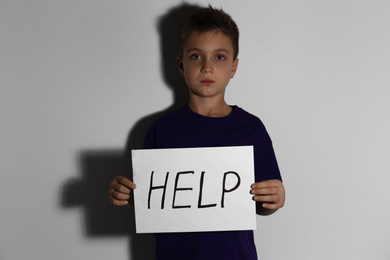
[201,60,213,73]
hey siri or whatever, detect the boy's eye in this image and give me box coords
[190,54,201,60]
[216,55,225,61]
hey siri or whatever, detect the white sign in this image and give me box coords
[131,146,256,233]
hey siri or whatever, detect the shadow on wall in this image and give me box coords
[60,3,200,260]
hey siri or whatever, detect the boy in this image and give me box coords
[109,5,285,260]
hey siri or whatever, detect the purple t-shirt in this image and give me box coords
[143,104,281,260]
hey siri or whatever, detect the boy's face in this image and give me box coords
[177,31,238,100]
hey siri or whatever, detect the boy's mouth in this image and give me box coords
[200,79,215,85]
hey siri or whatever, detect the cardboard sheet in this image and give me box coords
[131,146,256,233]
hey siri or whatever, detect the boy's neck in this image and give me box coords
[188,98,232,117]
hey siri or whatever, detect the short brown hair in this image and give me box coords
[178,5,239,60]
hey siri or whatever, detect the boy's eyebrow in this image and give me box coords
[186,48,202,53]
[186,48,231,55]
[215,48,231,54]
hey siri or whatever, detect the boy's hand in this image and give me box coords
[251,179,285,212]
[108,176,136,207]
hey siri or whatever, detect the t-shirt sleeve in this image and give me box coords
[253,121,282,183]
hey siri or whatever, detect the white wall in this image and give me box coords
[1,0,389,259]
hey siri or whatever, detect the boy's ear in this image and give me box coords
[176,56,184,76]
[230,58,239,79]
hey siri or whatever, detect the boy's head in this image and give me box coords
[178,5,239,60]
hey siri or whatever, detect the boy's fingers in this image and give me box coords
[250,187,278,195]
[109,189,131,200]
[109,197,129,206]
[253,194,279,202]
[251,179,285,209]
[251,179,282,189]
[114,176,136,189]
[251,180,284,200]
[111,182,131,194]
[108,176,136,206]
[262,202,284,210]
[253,195,285,209]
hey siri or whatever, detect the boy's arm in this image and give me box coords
[251,179,285,216]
